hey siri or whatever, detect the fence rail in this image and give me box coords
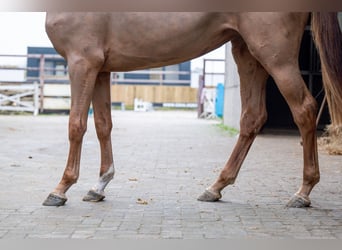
[0,82,39,115]
[0,53,197,113]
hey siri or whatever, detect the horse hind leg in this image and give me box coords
[198,37,269,202]
[271,67,319,208]
[234,13,318,208]
[83,72,115,202]
[252,49,319,207]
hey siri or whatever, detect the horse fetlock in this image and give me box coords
[101,165,115,182]
[92,165,115,193]
[62,172,79,186]
[303,170,320,187]
[218,175,236,186]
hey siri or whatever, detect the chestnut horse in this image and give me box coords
[43,12,342,207]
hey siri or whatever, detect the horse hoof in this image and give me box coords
[286,194,311,208]
[82,190,105,202]
[42,193,67,206]
[197,189,222,202]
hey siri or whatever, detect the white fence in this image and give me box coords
[0,54,64,114]
[1,53,196,114]
[0,82,39,115]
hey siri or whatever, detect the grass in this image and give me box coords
[215,122,239,137]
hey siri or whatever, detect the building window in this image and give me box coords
[149,67,163,84]
[55,62,67,76]
[44,61,54,76]
[164,64,179,81]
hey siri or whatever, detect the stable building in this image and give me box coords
[26,47,196,110]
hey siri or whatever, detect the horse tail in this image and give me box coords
[311,12,342,122]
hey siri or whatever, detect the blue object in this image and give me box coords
[215,83,224,118]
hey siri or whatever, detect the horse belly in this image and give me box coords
[101,13,235,72]
[46,12,237,72]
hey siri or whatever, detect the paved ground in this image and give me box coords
[0,110,341,239]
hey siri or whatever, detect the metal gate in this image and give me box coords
[0,82,39,115]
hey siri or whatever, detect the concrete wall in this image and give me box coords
[223,43,241,130]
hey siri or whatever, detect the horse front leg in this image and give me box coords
[83,72,115,202]
[43,55,101,206]
[198,38,269,202]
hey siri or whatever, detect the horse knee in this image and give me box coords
[69,117,87,142]
[95,118,112,140]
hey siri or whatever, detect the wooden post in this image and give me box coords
[33,81,39,116]
[39,54,45,113]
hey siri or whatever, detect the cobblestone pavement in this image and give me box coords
[0,111,341,239]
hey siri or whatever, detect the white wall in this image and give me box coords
[223,42,241,130]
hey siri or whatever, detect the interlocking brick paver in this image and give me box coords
[0,111,342,239]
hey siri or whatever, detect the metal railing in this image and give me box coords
[0,53,193,113]
[112,70,191,86]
